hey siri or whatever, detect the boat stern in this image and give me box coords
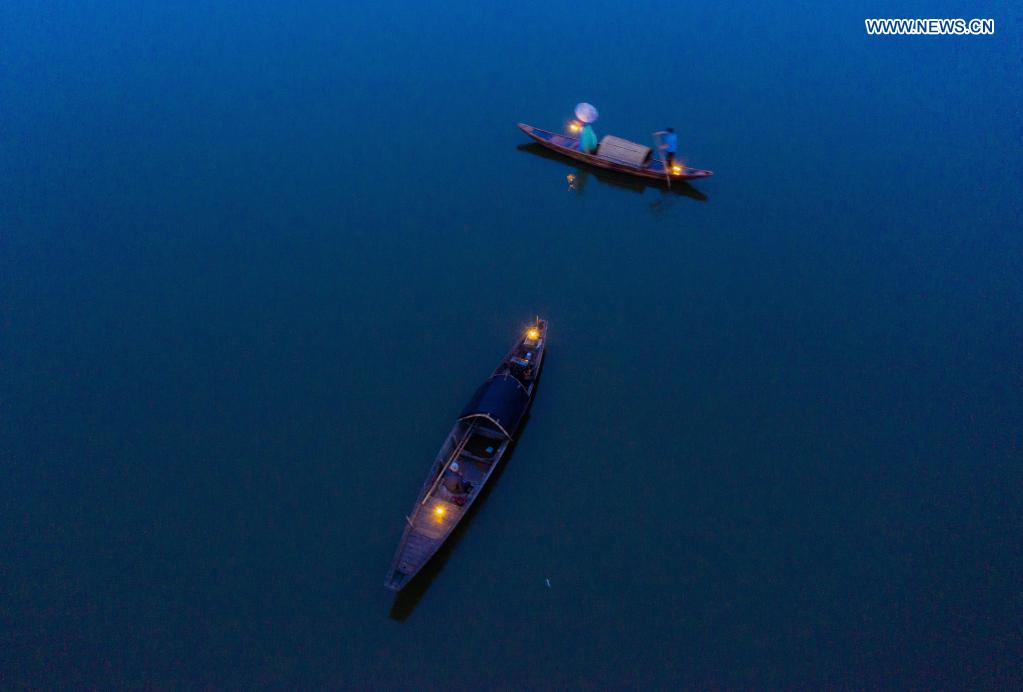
[384,569,410,592]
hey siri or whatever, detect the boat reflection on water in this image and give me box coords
[516,143,709,202]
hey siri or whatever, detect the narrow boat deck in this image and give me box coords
[386,321,548,592]
[389,423,509,583]
[412,454,491,540]
[533,129,582,152]
[415,497,463,540]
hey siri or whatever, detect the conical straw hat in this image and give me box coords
[574,102,598,123]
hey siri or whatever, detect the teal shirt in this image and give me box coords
[580,125,598,154]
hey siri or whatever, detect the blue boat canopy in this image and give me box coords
[459,374,529,438]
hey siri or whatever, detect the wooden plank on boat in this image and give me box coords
[416,497,462,540]
[596,136,652,166]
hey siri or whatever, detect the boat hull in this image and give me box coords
[385,321,547,592]
[517,123,713,182]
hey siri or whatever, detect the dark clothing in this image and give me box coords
[443,473,472,495]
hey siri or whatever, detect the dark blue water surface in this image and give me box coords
[3,1,1022,687]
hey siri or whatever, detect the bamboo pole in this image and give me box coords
[653,132,671,189]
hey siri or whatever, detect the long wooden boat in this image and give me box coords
[517,123,713,182]
[385,318,548,592]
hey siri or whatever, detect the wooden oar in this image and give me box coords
[653,132,671,189]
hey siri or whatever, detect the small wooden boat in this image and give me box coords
[385,319,548,592]
[517,123,713,182]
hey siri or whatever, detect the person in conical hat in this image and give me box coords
[575,102,599,154]
[580,123,598,154]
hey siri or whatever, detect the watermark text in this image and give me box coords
[865,18,994,35]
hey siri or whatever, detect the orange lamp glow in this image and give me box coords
[526,327,540,341]
[672,165,683,175]
[434,505,445,518]
[568,121,581,133]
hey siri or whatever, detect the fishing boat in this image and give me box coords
[517,123,713,182]
[385,318,548,592]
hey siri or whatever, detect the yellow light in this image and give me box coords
[672,165,682,175]
[434,505,445,518]
[526,327,540,340]
[568,121,581,133]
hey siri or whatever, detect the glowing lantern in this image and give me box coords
[526,327,540,341]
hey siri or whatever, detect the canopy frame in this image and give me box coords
[458,373,529,439]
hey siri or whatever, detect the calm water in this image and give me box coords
[3,1,1022,687]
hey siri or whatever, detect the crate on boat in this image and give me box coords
[596,136,652,166]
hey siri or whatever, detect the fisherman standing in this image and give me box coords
[654,127,678,168]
